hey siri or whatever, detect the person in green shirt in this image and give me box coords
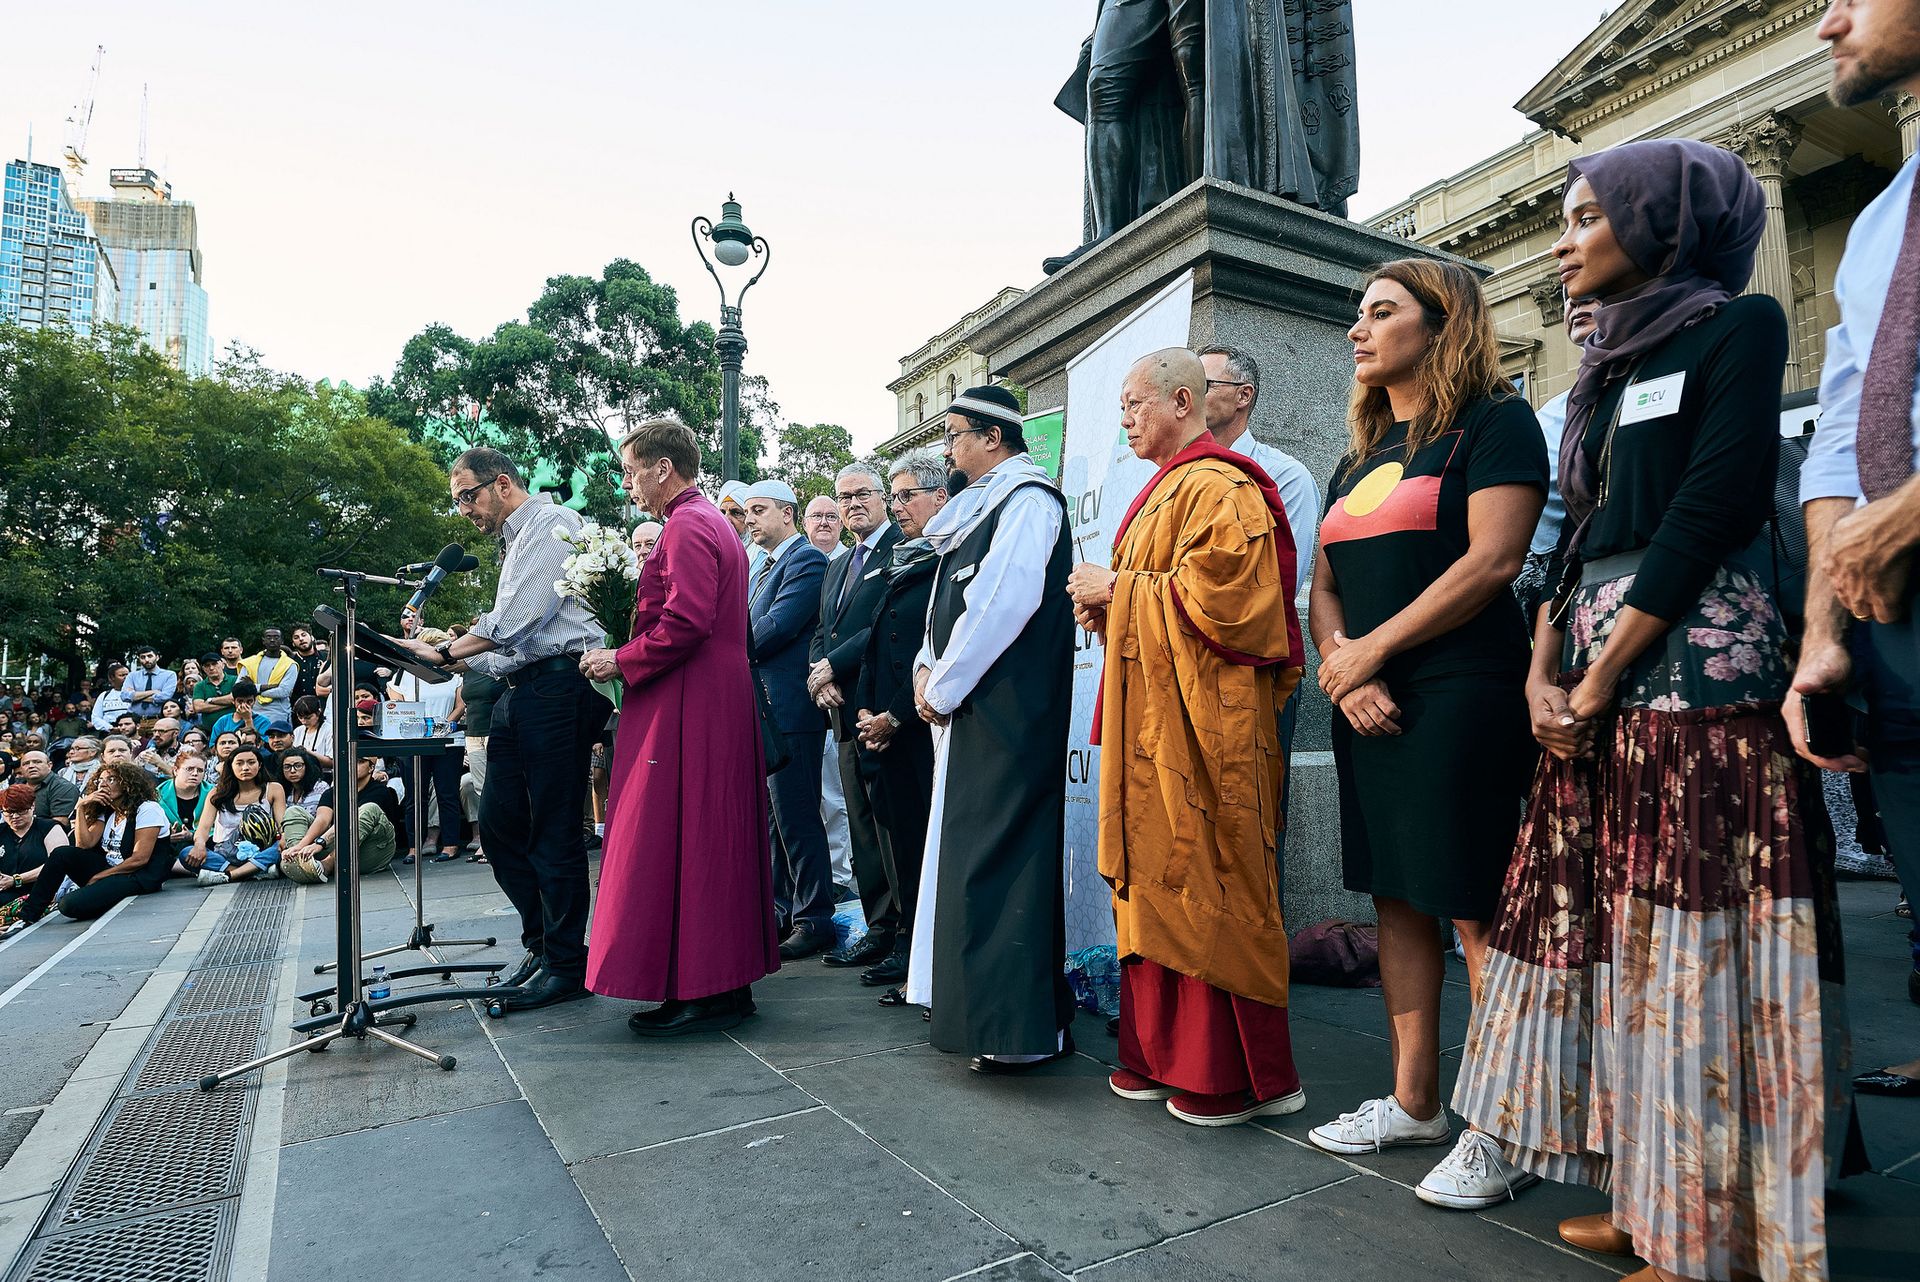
[50,703,89,742]
[191,653,237,735]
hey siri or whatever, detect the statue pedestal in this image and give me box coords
[966,177,1472,930]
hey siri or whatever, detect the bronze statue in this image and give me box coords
[1047,0,1360,273]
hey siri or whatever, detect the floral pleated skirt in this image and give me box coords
[1453,560,1864,1282]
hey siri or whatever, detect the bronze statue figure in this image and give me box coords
[1047,0,1361,273]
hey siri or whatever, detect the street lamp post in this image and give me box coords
[691,194,771,485]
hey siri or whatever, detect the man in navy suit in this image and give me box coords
[808,463,903,970]
[744,480,835,959]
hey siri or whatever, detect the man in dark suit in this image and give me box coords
[744,480,835,960]
[852,452,948,993]
[808,463,902,969]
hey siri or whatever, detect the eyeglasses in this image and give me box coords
[887,486,939,507]
[452,480,493,511]
[1205,379,1252,390]
[835,489,882,506]
[942,426,991,447]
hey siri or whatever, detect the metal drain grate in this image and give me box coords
[14,1203,229,1282]
[60,1091,248,1225]
[197,929,283,969]
[171,964,276,1017]
[133,1011,263,1091]
[210,903,286,936]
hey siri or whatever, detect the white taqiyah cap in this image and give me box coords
[742,479,798,506]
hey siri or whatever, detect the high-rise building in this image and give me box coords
[0,158,118,338]
[76,168,211,375]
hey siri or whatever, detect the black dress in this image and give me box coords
[1320,394,1547,921]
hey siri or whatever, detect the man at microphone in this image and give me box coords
[392,447,609,1012]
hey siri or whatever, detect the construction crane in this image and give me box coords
[62,44,104,185]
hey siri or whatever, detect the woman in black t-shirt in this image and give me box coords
[1305,259,1547,1191]
[1451,140,1857,1281]
[1,783,67,925]
[4,763,173,933]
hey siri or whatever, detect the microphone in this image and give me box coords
[398,555,479,576]
[401,544,469,621]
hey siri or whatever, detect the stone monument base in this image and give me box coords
[966,177,1473,930]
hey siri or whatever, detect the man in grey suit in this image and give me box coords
[744,480,835,960]
[808,463,903,969]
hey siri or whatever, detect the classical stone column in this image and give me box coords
[1726,111,1804,389]
[1890,92,1920,159]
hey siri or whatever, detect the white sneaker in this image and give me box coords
[1,920,27,940]
[1415,1130,1539,1209]
[1307,1095,1451,1155]
[262,863,282,879]
[196,869,228,888]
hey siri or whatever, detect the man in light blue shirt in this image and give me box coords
[1790,0,1920,1098]
[122,647,178,719]
[1518,296,1598,614]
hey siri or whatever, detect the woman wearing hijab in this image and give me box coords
[1452,139,1861,1282]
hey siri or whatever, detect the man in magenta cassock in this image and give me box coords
[580,419,779,1036]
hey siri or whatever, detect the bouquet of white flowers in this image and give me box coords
[553,522,639,704]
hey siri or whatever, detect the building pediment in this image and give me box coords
[1516,0,1806,139]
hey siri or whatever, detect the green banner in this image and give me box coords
[1024,407,1065,479]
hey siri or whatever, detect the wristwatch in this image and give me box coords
[434,639,456,665]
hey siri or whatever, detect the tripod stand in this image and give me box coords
[305,737,497,995]
[200,567,504,1090]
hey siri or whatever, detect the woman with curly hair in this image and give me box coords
[1,762,173,934]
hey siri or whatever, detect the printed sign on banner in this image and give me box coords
[1058,271,1196,955]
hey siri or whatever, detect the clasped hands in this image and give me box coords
[1826,500,1914,625]
[1320,631,1402,738]
[807,658,844,709]
[1066,562,1116,636]
[579,649,619,682]
[855,708,897,752]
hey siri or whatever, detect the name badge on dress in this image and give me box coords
[951,564,977,584]
[1619,372,1686,424]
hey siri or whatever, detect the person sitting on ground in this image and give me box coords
[159,752,211,867]
[57,737,102,789]
[136,718,183,781]
[280,754,404,883]
[160,698,185,723]
[210,681,271,741]
[99,736,136,769]
[262,724,295,769]
[17,750,80,823]
[1,783,68,926]
[179,727,209,760]
[2,763,174,935]
[208,730,240,779]
[290,696,334,774]
[186,745,286,886]
[50,702,88,743]
[273,747,326,811]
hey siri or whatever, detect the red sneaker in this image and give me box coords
[1108,1069,1177,1101]
[1166,1087,1306,1127]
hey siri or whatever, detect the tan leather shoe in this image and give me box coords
[1560,1213,1635,1256]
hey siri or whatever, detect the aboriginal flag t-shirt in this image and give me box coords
[1320,393,1548,686]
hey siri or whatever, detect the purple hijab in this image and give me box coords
[1559,139,1766,534]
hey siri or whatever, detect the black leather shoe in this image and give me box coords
[629,993,747,1037]
[496,969,589,1012]
[877,987,908,1007]
[499,951,543,989]
[860,954,908,986]
[824,932,893,968]
[1854,1067,1920,1096]
[628,1000,685,1031]
[779,924,833,960]
[969,1033,1075,1075]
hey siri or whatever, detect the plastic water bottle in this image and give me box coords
[367,966,391,1001]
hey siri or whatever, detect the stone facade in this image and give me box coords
[881,286,1024,456]
[1367,0,1913,406]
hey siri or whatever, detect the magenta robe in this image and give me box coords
[586,486,780,1000]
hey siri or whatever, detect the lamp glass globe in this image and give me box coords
[714,239,750,267]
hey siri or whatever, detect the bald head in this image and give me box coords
[1120,347,1209,465]
[803,495,844,554]
[630,521,662,566]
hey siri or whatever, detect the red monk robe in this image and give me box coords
[586,486,780,1001]
[1095,438,1304,1116]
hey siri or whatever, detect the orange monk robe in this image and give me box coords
[1095,455,1300,1009]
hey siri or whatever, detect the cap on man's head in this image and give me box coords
[950,385,1025,433]
[265,725,292,740]
[200,652,221,666]
[742,479,798,507]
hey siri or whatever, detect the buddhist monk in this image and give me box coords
[1066,347,1305,1126]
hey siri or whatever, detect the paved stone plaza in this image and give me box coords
[0,857,1914,1281]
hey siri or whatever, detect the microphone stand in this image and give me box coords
[199,566,503,1091]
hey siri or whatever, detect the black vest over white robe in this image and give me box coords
[921,479,1077,1057]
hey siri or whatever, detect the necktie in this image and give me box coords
[1859,173,1920,502]
[839,543,868,610]
[752,554,774,600]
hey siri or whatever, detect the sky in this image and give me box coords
[0,1,1613,455]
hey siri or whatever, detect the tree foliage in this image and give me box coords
[376,259,774,524]
[0,323,484,679]
[769,421,858,508]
